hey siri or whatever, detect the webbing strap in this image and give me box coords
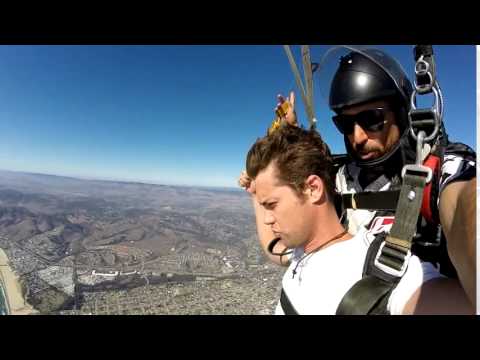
[340,156,441,224]
[413,45,436,94]
[336,275,394,315]
[341,190,400,211]
[387,172,427,244]
[414,45,433,61]
[280,288,298,315]
[420,154,441,223]
[336,169,430,315]
[378,169,429,272]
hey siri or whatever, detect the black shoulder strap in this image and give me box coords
[336,234,399,315]
[341,190,400,211]
[336,275,393,315]
[280,288,299,315]
[336,165,431,315]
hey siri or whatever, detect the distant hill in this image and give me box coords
[0,168,262,314]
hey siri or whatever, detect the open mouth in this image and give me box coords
[358,151,377,160]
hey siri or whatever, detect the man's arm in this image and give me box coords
[402,277,474,315]
[438,177,476,309]
[390,257,474,315]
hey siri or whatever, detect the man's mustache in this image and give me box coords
[354,143,379,154]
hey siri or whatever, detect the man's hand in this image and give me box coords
[238,170,256,194]
[276,92,298,127]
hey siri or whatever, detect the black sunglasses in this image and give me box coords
[332,108,391,135]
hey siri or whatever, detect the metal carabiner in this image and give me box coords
[401,130,433,183]
[414,55,435,93]
[409,85,441,143]
[415,55,430,76]
[416,131,426,165]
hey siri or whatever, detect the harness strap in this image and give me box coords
[336,275,394,315]
[336,233,399,315]
[413,45,436,95]
[341,190,400,211]
[336,167,431,315]
[280,288,298,315]
[340,154,441,225]
[377,169,428,271]
[414,45,433,59]
[420,154,441,223]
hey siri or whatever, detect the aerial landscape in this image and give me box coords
[0,169,284,315]
[1,45,475,316]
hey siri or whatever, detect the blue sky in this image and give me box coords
[0,45,476,187]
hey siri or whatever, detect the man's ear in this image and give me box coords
[303,175,325,204]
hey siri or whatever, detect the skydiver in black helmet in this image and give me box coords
[240,46,476,311]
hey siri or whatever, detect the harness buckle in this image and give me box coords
[401,164,433,184]
[374,241,412,278]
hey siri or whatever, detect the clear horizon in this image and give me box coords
[0,167,242,189]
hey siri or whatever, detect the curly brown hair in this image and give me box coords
[246,125,336,201]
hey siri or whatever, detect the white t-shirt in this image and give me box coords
[275,217,444,315]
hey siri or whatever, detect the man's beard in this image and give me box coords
[357,143,405,189]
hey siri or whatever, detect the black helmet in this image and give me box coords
[331,51,412,105]
[318,46,415,169]
[329,47,414,131]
